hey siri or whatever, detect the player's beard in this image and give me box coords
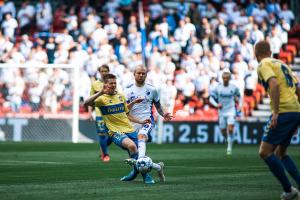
[136,79,145,85]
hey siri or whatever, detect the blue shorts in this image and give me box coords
[111,131,138,149]
[95,116,109,135]
[262,112,300,146]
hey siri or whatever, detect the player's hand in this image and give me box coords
[133,97,144,104]
[88,112,94,121]
[100,84,109,94]
[163,113,173,121]
[142,119,151,124]
[270,113,278,129]
[217,104,223,109]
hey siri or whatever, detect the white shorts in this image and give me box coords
[219,116,235,130]
[136,123,154,142]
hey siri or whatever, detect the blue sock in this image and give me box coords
[130,152,138,160]
[264,154,291,192]
[282,155,300,188]
[99,135,109,155]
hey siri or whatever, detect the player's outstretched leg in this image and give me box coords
[121,152,139,181]
[99,134,110,162]
[281,155,300,190]
[280,186,299,200]
[120,167,139,181]
[157,162,165,182]
[141,172,155,184]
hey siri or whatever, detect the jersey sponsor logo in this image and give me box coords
[100,103,125,115]
[126,84,134,88]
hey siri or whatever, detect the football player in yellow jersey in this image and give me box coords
[88,65,112,162]
[255,41,300,200]
[84,73,155,184]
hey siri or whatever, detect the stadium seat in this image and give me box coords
[285,44,297,56]
[279,50,293,64]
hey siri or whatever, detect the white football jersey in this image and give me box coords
[124,83,159,129]
[210,83,240,116]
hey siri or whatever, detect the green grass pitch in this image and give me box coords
[0,142,299,200]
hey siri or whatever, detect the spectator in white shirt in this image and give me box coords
[20,34,33,59]
[1,0,16,19]
[17,1,35,35]
[279,3,295,26]
[252,2,268,24]
[104,17,118,41]
[1,13,17,40]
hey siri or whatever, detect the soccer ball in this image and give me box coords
[136,156,153,173]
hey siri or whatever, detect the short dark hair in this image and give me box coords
[102,73,116,83]
[255,41,271,57]
[98,65,110,72]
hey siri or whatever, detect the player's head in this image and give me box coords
[254,41,272,62]
[98,65,110,79]
[134,65,147,86]
[102,73,116,95]
[222,70,231,86]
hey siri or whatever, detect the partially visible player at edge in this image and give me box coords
[209,69,241,155]
[88,65,112,162]
[123,65,173,182]
[84,74,153,184]
[255,40,300,200]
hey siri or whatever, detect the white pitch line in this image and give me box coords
[166,165,265,170]
[0,160,72,165]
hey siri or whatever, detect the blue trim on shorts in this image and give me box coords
[262,112,300,145]
[111,131,138,149]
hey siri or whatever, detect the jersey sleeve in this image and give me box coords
[94,96,103,108]
[153,88,160,103]
[90,82,95,95]
[258,61,276,83]
[124,89,131,104]
[122,94,130,113]
[234,86,241,97]
[209,87,219,107]
[210,87,218,101]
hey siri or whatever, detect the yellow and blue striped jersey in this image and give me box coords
[94,93,135,134]
[257,57,300,113]
[90,80,104,116]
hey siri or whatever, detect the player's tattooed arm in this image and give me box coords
[154,101,173,121]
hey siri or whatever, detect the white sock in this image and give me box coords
[152,162,161,171]
[138,140,146,158]
[227,134,234,151]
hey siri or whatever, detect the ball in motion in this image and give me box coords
[136,156,153,173]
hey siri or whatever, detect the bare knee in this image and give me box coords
[127,142,137,153]
[138,134,147,141]
[259,142,275,160]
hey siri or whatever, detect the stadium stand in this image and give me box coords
[0,0,299,121]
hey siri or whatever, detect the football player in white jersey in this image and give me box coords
[209,70,241,155]
[124,65,173,182]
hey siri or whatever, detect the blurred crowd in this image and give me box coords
[0,0,297,118]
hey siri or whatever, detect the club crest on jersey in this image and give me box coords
[146,90,150,96]
[118,96,123,102]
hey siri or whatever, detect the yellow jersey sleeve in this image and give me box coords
[122,94,129,114]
